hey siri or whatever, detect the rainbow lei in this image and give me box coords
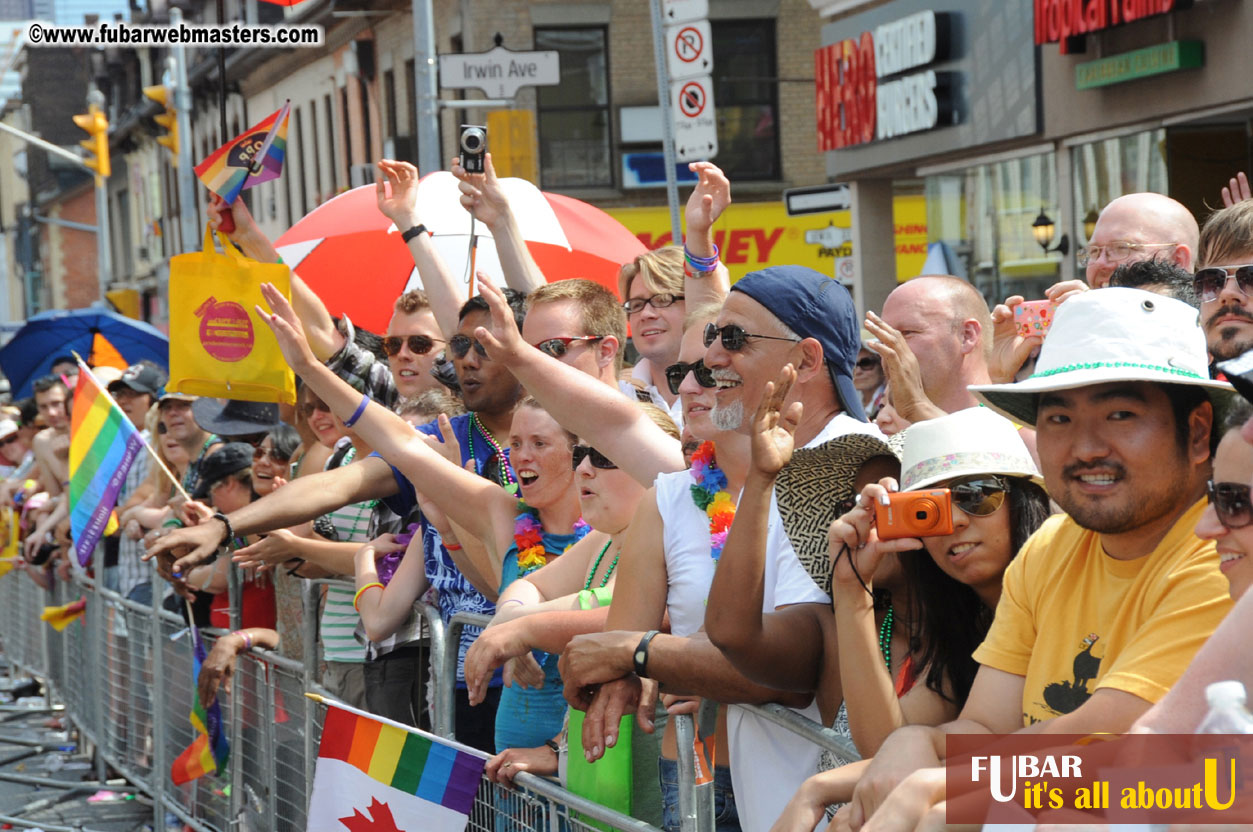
[513,503,590,576]
[689,441,736,561]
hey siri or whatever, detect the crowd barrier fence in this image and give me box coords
[0,570,857,832]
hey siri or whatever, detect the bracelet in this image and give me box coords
[212,512,233,548]
[401,224,429,243]
[498,599,524,610]
[684,244,720,272]
[444,542,463,551]
[231,630,253,651]
[353,582,384,611]
[285,557,306,576]
[633,629,660,679]
[344,394,371,429]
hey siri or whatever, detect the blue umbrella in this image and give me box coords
[0,307,169,398]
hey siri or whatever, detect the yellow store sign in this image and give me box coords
[606,195,929,283]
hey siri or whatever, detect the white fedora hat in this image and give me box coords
[899,408,1043,491]
[969,288,1232,427]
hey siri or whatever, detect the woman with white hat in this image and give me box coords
[771,407,1051,832]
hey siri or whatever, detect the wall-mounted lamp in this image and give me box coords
[1031,207,1069,257]
[1082,207,1099,241]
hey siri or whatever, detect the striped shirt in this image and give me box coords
[319,440,377,664]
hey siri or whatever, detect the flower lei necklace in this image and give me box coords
[514,501,590,576]
[689,441,736,561]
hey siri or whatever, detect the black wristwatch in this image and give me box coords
[401,224,428,243]
[544,739,560,753]
[633,630,660,679]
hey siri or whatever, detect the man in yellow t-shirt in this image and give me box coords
[838,288,1236,830]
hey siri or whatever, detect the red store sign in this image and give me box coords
[1035,0,1191,54]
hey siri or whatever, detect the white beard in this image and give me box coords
[710,399,745,431]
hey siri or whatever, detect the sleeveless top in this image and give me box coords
[654,469,719,638]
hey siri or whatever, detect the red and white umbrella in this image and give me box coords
[274,172,646,334]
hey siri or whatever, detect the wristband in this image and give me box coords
[498,599,524,610]
[444,542,463,551]
[344,394,371,429]
[401,224,429,243]
[353,582,384,611]
[577,587,614,610]
[684,244,720,272]
[633,629,660,679]
[212,512,233,548]
[232,630,253,651]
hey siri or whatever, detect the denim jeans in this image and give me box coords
[658,757,740,832]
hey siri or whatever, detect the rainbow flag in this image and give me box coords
[68,361,144,567]
[171,624,230,784]
[307,703,486,832]
[194,101,290,205]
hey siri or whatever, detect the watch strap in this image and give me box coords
[633,629,661,679]
[401,224,428,243]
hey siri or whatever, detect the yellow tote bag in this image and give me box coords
[167,225,297,404]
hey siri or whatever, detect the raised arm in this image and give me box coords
[376,160,466,338]
[473,275,685,484]
[452,153,545,294]
[683,161,732,308]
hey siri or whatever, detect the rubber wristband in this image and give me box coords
[212,512,233,548]
[353,582,384,611]
[344,394,370,429]
[401,224,428,243]
[232,630,253,651]
[633,629,660,679]
[444,542,463,551]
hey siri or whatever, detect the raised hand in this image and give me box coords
[827,478,921,597]
[471,274,528,363]
[422,414,463,467]
[376,159,421,229]
[864,311,944,423]
[256,282,317,375]
[987,296,1042,384]
[748,364,801,479]
[684,161,732,239]
[451,152,510,229]
[1223,172,1252,208]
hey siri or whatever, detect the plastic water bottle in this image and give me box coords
[1197,680,1253,734]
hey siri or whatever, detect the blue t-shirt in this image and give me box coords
[373,413,515,686]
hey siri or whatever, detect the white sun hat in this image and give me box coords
[899,408,1044,491]
[969,288,1233,427]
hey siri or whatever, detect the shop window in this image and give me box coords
[711,19,779,181]
[535,27,611,189]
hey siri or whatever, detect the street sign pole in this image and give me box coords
[169,8,198,255]
[650,0,683,245]
[413,0,442,175]
[87,91,111,291]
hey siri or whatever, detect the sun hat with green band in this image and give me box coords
[969,287,1233,427]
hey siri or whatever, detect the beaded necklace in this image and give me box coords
[688,441,736,562]
[513,502,590,577]
[878,606,894,672]
[467,413,518,495]
[583,539,619,590]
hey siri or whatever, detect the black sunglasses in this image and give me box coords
[382,334,441,357]
[300,398,330,417]
[664,359,716,395]
[624,292,684,315]
[1193,265,1253,303]
[253,446,291,465]
[1208,480,1253,529]
[704,322,801,352]
[948,476,1010,517]
[571,444,617,470]
[856,356,881,370]
[448,334,489,359]
[535,336,604,359]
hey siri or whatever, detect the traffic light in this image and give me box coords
[143,83,179,158]
[72,104,110,178]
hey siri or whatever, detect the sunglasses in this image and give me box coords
[1192,265,1253,303]
[571,444,618,470]
[382,334,441,357]
[0,434,18,446]
[1208,480,1253,529]
[947,476,1010,517]
[253,446,291,465]
[704,322,801,352]
[623,292,684,315]
[300,398,330,417]
[664,359,716,395]
[535,336,604,359]
[856,357,881,371]
[448,334,488,359]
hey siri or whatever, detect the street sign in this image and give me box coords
[438,46,560,99]
[670,76,717,162]
[784,183,851,216]
[665,19,712,80]
[663,0,708,24]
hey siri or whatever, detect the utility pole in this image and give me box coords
[169,7,199,254]
[649,0,682,244]
[85,89,111,290]
[412,0,441,175]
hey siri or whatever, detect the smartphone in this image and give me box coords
[1014,299,1057,339]
[875,489,954,540]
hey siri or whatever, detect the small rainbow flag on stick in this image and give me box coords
[171,624,230,784]
[194,101,290,205]
[306,695,487,832]
[68,358,144,567]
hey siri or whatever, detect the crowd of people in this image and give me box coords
[7,153,1253,832]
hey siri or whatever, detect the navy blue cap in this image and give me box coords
[191,442,254,500]
[731,266,867,422]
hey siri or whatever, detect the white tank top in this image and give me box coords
[654,468,717,638]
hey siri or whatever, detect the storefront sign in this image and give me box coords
[606,197,929,283]
[1075,40,1203,88]
[1035,0,1192,55]
[814,10,956,150]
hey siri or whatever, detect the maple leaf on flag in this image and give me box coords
[338,797,404,832]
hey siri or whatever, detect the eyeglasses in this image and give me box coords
[382,334,441,357]
[300,398,330,417]
[571,444,618,470]
[947,476,1010,517]
[664,359,716,395]
[1208,480,1253,529]
[253,446,291,465]
[623,293,684,315]
[534,336,604,359]
[855,357,881,371]
[1192,265,1253,303]
[1076,241,1177,267]
[448,334,488,359]
[704,322,801,352]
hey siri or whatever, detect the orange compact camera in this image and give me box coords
[875,489,954,539]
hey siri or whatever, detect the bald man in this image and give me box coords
[1085,193,1199,288]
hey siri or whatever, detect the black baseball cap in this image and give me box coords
[108,363,164,398]
[191,442,254,500]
